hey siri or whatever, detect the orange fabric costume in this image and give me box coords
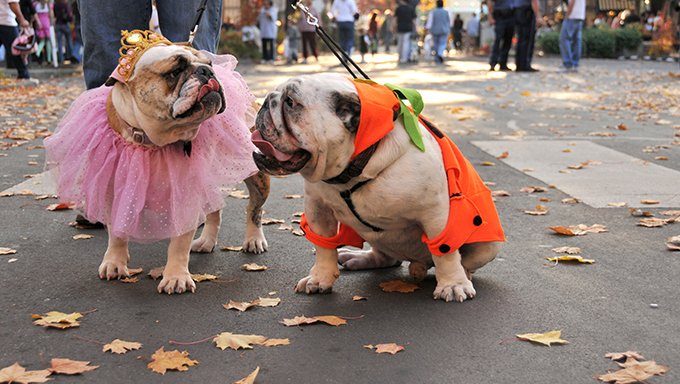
[300,81,505,256]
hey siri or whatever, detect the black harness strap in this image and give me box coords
[323,142,379,184]
[339,180,383,232]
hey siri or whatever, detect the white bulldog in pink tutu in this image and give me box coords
[45,30,269,294]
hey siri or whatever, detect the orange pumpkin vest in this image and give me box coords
[300,81,505,256]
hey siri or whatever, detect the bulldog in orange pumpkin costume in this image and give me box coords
[252,74,504,302]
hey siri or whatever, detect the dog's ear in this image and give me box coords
[331,91,361,133]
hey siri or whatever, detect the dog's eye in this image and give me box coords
[168,67,183,79]
[285,95,296,108]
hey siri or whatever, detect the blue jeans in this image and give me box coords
[337,21,355,54]
[55,23,73,64]
[559,18,583,68]
[80,0,223,89]
[432,33,447,59]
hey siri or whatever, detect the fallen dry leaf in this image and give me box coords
[496,151,509,159]
[148,267,164,280]
[516,330,569,346]
[539,197,552,202]
[492,190,510,197]
[640,199,660,205]
[524,205,549,215]
[589,131,616,137]
[291,229,305,236]
[480,161,495,166]
[629,208,654,217]
[241,263,267,271]
[224,297,280,312]
[214,332,267,350]
[261,338,290,347]
[46,202,73,211]
[598,360,669,383]
[228,190,249,199]
[48,358,98,375]
[660,210,680,216]
[261,218,285,225]
[234,367,260,384]
[127,267,143,276]
[103,339,142,354]
[637,218,674,228]
[284,194,303,199]
[119,277,139,284]
[191,273,218,282]
[0,247,17,255]
[605,351,645,362]
[255,297,281,307]
[220,245,243,252]
[365,343,405,355]
[521,186,548,193]
[352,296,367,301]
[280,315,347,327]
[72,234,93,240]
[0,363,51,383]
[616,123,628,130]
[655,156,668,161]
[224,300,256,312]
[551,247,581,254]
[520,90,531,97]
[561,197,580,204]
[147,347,198,374]
[549,224,608,236]
[32,311,82,329]
[546,255,595,264]
[379,279,420,293]
[666,235,680,251]
[607,202,627,207]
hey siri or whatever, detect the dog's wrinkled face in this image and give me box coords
[252,73,361,181]
[111,44,225,147]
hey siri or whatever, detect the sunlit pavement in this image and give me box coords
[1,54,679,383]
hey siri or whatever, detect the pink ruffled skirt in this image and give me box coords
[44,57,258,242]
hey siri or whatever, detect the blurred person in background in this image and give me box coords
[558,0,585,72]
[1,0,31,78]
[32,0,51,64]
[298,0,319,63]
[331,0,358,55]
[465,12,479,53]
[394,0,416,63]
[53,0,73,64]
[425,0,449,63]
[258,0,278,63]
[513,0,541,72]
[452,13,463,51]
[380,9,394,53]
[368,10,378,55]
[488,0,514,71]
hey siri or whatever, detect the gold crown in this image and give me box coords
[116,30,172,81]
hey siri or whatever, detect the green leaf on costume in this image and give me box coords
[385,83,426,152]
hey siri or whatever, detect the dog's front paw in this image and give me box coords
[294,274,336,294]
[242,226,268,254]
[191,235,216,253]
[433,279,476,302]
[157,269,196,294]
[98,250,130,280]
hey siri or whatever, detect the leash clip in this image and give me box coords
[293,1,319,27]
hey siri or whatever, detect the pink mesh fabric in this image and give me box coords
[44,55,258,242]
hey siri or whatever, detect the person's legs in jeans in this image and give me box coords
[433,33,446,61]
[301,32,310,59]
[514,7,531,69]
[559,18,574,68]
[572,20,583,68]
[72,25,83,63]
[62,24,73,60]
[337,21,354,54]
[80,0,151,89]
[56,23,65,63]
[397,32,409,62]
[498,18,514,67]
[156,0,222,52]
[0,25,29,78]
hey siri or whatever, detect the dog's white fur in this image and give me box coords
[99,45,267,294]
[255,74,500,302]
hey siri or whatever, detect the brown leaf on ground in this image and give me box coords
[291,229,305,236]
[254,297,280,307]
[549,224,608,236]
[0,247,17,255]
[284,194,303,199]
[147,347,198,374]
[379,279,420,293]
[640,199,660,205]
[638,218,675,228]
[119,277,139,284]
[546,255,595,264]
[102,339,142,354]
[261,218,285,225]
[666,235,680,251]
[261,338,290,347]
[598,360,669,383]
[0,363,51,383]
[280,315,348,327]
[191,273,218,282]
[616,123,628,130]
[629,208,654,217]
[148,267,164,280]
[516,330,569,346]
[127,267,143,276]
[241,263,267,271]
[491,190,510,197]
[220,245,243,252]
[605,351,645,362]
[551,247,581,254]
[48,359,98,375]
[352,296,367,301]
[480,161,495,166]
[233,367,259,384]
[228,190,249,199]
[520,186,548,193]
[224,300,256,312]
[46,202,74,211]
[607,202,627,207]
[660,210,680,216]
[32,311,82,329]
[589,131,616,137]
[561,197,580,204]
[364,343,405,355]
[539,197,552,202]
[496,151,509,159]
[72,234,94,240]
[213,333,268,350]
[524,205,549,215]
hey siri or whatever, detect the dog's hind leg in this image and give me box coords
[338,247,401,270]
[191,210,221,253]
[242,171,270,254]
[98,228,130,280]
[460,241,501,279]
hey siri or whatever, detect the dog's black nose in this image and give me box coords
[195,66,213,78]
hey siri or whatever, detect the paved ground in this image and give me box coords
[1,54,679,383]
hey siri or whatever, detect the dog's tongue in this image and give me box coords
[252,131,294,162]
[197,78,220,101]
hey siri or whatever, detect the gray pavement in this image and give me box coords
[1,54,679,383]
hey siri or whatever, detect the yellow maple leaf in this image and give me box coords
[147,347,198,375]
[0,363,51,383]
[224,300,256,312]
[102,339,142,354]
[32,311,83,329]
[546,255,595,264]
[598,360,669,383]
[191,273,218,282]
[48,358,98,375]
[213,332,267,350]
[253,297,280,307]
[379,280,420,293]
[551,247,581,254]
[313,316,347,326]
[280,315,347,327]
[516,330,569,346]
[234,367,260,384]
[241,263,267,271]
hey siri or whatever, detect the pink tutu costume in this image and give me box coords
[44,55,258,242]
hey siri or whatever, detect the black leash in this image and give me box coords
[188,0,209,46]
